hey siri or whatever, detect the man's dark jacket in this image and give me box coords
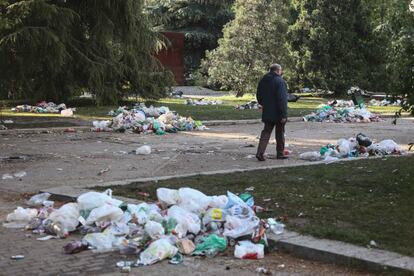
[256,72,288,123]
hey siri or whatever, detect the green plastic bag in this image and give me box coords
[192,234,227,255]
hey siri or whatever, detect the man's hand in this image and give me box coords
[280,118,287,123]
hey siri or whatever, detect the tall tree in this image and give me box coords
[202,0,292,96]
[145,0,234,81]
[288,0,376,94]
[0,0,173,105]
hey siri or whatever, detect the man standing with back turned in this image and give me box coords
[256,64,288,161]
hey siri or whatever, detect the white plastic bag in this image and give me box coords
[209,195,228,209]
[372,139,400,154]
[83,231,123,253]
[337,139,351,157]
[4,207,38,228]
[167,205,201,235]
[136,145,151,155]
[27,193,51,206]
[138,239,178,265]
[157,188,180,206]
[85,204,123,226]
[145,221,165,239]
[300,151,321,161]
[92,120,111,129]
[48,203,80,232]
[234,240,264,259]
[77,189,122,211]
[223,215,260,239]
[178,188,211,214]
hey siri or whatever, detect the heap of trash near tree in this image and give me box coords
[237,94,300,110]
[11,101,75,116]
[92,103,206,134]
[3,188,285,271]
[369,99,401,106]
[303,100,381,123]
[185,99,223,106]
[300,133,404,162]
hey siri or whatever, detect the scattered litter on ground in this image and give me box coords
[93,103,206,134]
[236,100,259,110]
[256,267,271,274]
[136,145,151,155]
[369,240,378,247]
[11,101,75,115]
[11,255,25,260]
[170,90,183,98]
[97,168,110,176]
[0,124,7,130]
[2,119,14,124]
[3,187,285,271]
[237,94,299,110]
[185,99,223,106]
[2,171,27,180]
[369,99,401,106]
[300,134,404,162]
[303,100,381,123]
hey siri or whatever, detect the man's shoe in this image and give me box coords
[256,154,265,161]
[276,155,288,160]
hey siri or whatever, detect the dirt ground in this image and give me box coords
[0,118,413,194]
[1,118,412,275]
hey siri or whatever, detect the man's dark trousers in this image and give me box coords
[257,121,285,157]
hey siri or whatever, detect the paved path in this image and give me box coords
[0,195,370,276]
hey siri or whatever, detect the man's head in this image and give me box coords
[269,63,282,76]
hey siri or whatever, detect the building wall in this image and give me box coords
[155,32,185,85]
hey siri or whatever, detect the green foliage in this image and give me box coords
[145,0,234,79]
[201,0,292,96]
[0,0,174,105]
[288,0,377,95]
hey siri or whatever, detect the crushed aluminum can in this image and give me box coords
[116,261,134,268]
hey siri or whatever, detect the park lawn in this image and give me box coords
[108,155,414,257]
[1,96,406,121]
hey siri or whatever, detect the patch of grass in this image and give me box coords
[108,156,414,256]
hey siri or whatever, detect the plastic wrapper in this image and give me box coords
[85,204,123,226]
[144,221,165,239]
[234,241,264,259]
[223,215,260,239]
[167,205,201,235]
[137,238,178,265]
[77,189,122,212]
[4,207,38,228]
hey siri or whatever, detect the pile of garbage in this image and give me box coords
[300,133,404,162]
[94,103,206,134]
[236,100,260,110]
[3,188,285,270]
[236,94,300,110]
[185,99,223,106]
[11,101,75,116]
[303,101,381,123]
[369,99,401,106]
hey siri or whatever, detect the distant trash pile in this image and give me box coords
[236,94,300,110]
[369,99,401,106]
[4,188,284,270]
[11,101,75,116]
[185,99,223,106]
[93,103,206,134]
[300,133,404,162]
[303,100,381,123]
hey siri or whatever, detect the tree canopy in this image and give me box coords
[0,0,174,105]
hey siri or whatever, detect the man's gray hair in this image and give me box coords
[269,63,282,72]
